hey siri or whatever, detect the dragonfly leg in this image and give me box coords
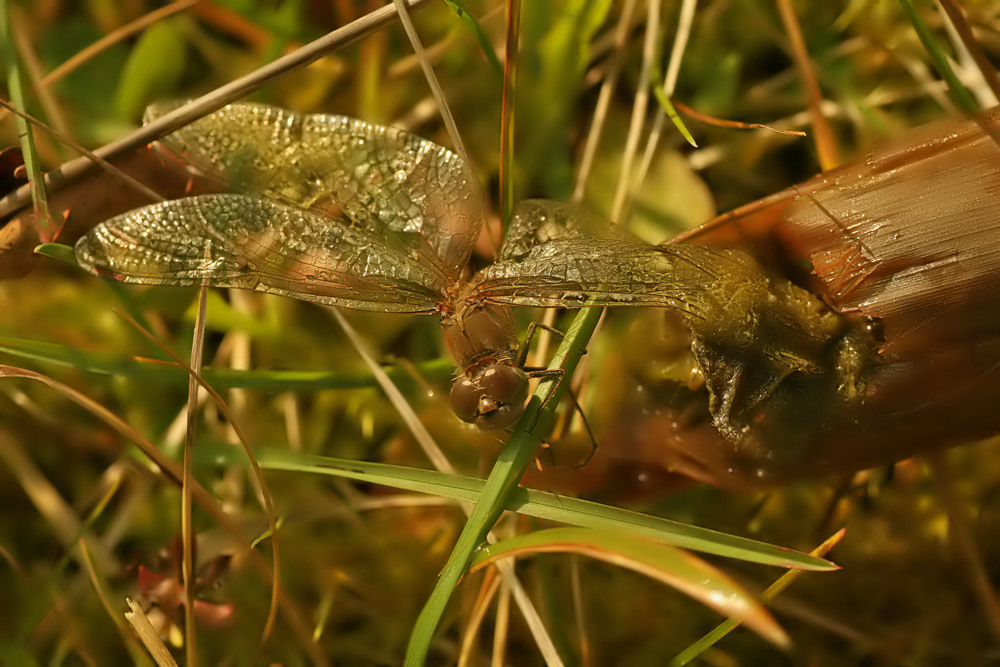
[523,367,564,433]
[562,386,599,469]
[515,321,565,369]
[522,364,601,465]
[533,440,556,471]
[530,431,599,473]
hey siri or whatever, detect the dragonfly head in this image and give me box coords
[450,363,529,431]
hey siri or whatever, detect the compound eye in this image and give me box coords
[450,377,480,424]
[475,399,522,431]
[475,366,529,431]
[479,365,528,404]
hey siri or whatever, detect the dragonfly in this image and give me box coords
[73,102,857,436]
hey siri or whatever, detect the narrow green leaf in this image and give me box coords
[0,0,51,237]
[444,0,503,77]
[671,529,846,665]
[34,242,76,265]
[517,0,613,197]
[898,0,978,114]
[652,84,698,148]
[470,527,789,647]
[198,444,837,572]
[405,306,603,666]
[0,334,453,391]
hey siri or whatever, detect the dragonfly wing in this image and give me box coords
[144,101,484,279]
[478,233,844,356]
[482,199,721,311]
[75,194,446,313]
[489,198,840,339]
[499,199,646,262]
[475,236,715,313]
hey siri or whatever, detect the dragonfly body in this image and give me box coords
[74,101,1000,485]
[74,102,837,435]
[439,299,529,430]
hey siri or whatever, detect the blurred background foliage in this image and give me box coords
[1,0,1000,664]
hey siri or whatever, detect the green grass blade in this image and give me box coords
[0,334,453,390]
[898,0,978,113]
[35,242,76,264]
[444,0,503,78]
[196,444,835,571]
[670,529,846,665]
[469,527,789,647]
[652,84,697,148]
[0,0,51,238]
[404,305,602,665]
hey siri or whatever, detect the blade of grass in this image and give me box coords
[114,308,281,647]
[404,305,600,666]
[34,243,160,340]
[0,330,453,391]
[9,6,69,140]
[610,0,659,220]
[0,426,119,573]
[180,281,208,666]
[392,0,471,167]
[0,0,51,239]
[125,598,181,667]
[498,0,520,229]
[469,527,789,648]
[569,558,589,665]
[669,528,846,665]
[444,0,503,77]
[650,85,697,148]
[0,0,199,127]
[0,99,164,204]
[937,0,1000,104]
[571,0,639,204]
[457,570,502,667]
[898,0,978,114]
[670,100,807,137]
[79,540,153,665]
[647,0,697,149]
[493,584,511,665]
[200,444,836,571]
[635,0,699,212]
[0,364,324,664]
[48,460,125,582]
[331,308,454,474]
[776,0,840,170]
[927,452,1000,639]
[330,306,561,663]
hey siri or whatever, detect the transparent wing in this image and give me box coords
[477,199,714,313]
[477,201,839,353]
[474,235,720,316]
[498,199,644,262]
[144,101,485,280]
[75,194,447,313]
